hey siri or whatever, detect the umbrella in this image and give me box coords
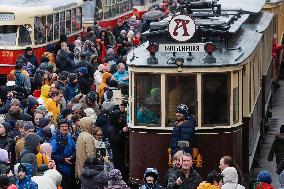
[142,10,164,21]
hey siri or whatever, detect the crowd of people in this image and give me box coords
[0,14,283,189]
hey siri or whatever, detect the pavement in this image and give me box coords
[250,80,284,188]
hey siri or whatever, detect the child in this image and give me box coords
[16,164,38,189]
[254,171,274,189]
[139,168,163,189]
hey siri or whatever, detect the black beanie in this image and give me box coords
[24,134,40,154]
[0,175,9,187]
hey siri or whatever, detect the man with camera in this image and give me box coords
[170,104,196,157]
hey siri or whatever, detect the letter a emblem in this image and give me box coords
[169,15,196,42]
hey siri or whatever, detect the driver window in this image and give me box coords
[18,25,32,46]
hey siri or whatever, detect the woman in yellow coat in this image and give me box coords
[197,170,222,189]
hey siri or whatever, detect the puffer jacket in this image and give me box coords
[56,50,74,73]
[197,182,219,189]
[65,82,80,103]
[170,114,196,156]
[75,117,96,178]
[16,163,38,189]
[254,182,274,189]
[80,164,108,189]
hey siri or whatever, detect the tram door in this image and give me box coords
[83,0,97,22]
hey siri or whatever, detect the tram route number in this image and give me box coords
[159,43,205,53]
[168,147,203,167]
[1,51,14,57]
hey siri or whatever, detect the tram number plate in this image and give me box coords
[1,51,13,57]
[159,43,205,52]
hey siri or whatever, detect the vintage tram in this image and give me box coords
[82,0,133,28]
[0,0,83,78]
[126,0,274,185]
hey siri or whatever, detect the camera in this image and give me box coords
[178,140,190,148]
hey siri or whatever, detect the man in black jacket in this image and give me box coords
[167,153,202,189]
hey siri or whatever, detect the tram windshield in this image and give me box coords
[135,74,161,126]
[166,75,196,126]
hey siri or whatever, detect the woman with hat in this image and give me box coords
[170,104,196,157]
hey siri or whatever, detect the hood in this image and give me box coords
[24,134,40,154]
[101,72,112,83]
[41,85,50,99]
[14,163,34,178]
[39,117,51,128]
[222,167,238,184]
[27,96,39,109]
[197,182,219,189]
[43,169,62,186]
[58,50,68,59]
[81,166,104,178]
[0,149,8,163]
[79,117,94,133]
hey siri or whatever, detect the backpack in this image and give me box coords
[14,70,26,88]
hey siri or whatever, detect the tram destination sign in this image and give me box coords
[159,43,205,52]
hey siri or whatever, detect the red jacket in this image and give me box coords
[255,182,274,189]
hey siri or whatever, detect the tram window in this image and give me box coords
[18,25,32,46]
[111,5,119,17]
[132,0,142,6]
[203,74,228,126]
[0,25,17,46]
[60,12,65,35]
[47,15,53,42]
[66,10,71,35]
[54,13,60,40]
[104,6,111,19]
[72,8,76,32]
[134,74,161,126]
[233,72,239,124]
[34,16,46,45]
[76,7,82,31]
[166,75,196,126]
[95,0,103,20]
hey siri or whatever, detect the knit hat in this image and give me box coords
[10,98,20,107]
[79,67,88,75]
[45,63,54,73]
[0,149,9,163]
[68,73,77,83]
[108,169,123,181]
[176,104,189,115]
[40,143,52,157]
[18,163,27,173]
[39,117,51,128]
[42,127,52,140]
[24,121,35,131]
[107,48,114,55]
[61,109,74,118]
[46,44,54,53]
[257,171,272,184]
[36,105,48,115]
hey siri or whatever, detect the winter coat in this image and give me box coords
[75,60,94,78]
[19,134,48,176]
[56,50,74,73]
[65,82,80,103]
[80,164,108,189]
[78,75,93,95]
[31,169,62,189]
[0,98,11,114]
[23,53,38,69]
[197,182,219,189]
[75,117,96,178]
[221,167,245,189]
[167,168,202,189]
[268,134,284,166]
[45,98,60,124]
[139,183,163,189]
[113,70,128,84]
[95,113,112,141]
[254,182,274,189]
[38,85,50,105]
[16,176,38,189]
[50,132,76,175]
[0,135,13,152]
[163,166,179,187]
[98,72,112,103]
[170,115,196,156]
[15,136,25,161]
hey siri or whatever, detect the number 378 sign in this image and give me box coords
[169,15,196,42]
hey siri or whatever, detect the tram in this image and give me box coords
[262,0,284,81]
[0,0,83,77]
[82,0,133,28]
[126,0,274,185]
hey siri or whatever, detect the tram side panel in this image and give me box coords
[129,127,243,182]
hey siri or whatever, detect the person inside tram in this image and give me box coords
[136,103,159,125]
[18,25,32,46]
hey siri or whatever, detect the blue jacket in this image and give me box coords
[113,70,129,84]
[16,163,38,189]
[65,82,80,102]
[50,132,76,175]
[170,115,196,156]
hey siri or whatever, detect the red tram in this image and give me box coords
[0,0,83,77]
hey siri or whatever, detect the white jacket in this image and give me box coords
[221,183,245,189]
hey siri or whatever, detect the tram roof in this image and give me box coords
[218,0,266,13]
[0,0,82,8]
[127,12,274,68]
